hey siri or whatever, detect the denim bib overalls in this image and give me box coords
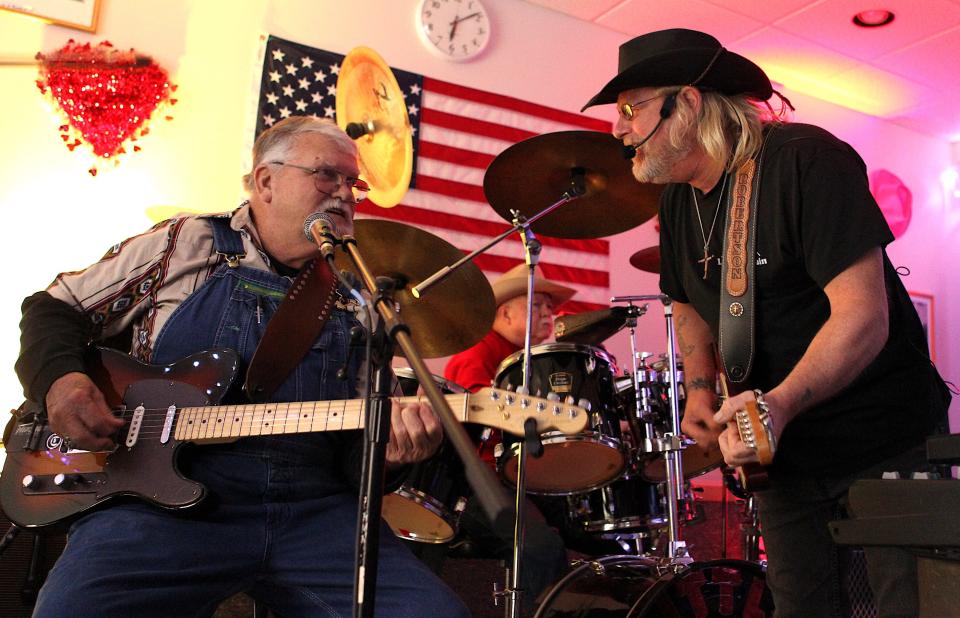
[33,217,468,617]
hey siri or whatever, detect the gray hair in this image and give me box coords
[659,86,779,172]
[242,116,357,192]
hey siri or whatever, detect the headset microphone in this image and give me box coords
[623,91,679,160]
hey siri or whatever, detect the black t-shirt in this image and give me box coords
[659,123,945,476]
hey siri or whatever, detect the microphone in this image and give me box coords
[303,212,339,259]
[345,120,375,140]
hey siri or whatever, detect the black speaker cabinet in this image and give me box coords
[0,511,66,617]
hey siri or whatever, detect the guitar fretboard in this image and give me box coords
[173,395,470,441]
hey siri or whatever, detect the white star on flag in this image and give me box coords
[269,71,281,83]
[266,92,279,105]
[279,107,292,119]
[282,85,294,97]
[298,78,310,90]
[326,84,336,96]
[301,57,314,68]
[271,49,285,61]
[314,70,326,82]
[295,99,308,111]
[330,63,340,75]
[408,103,419,116]
[410,84,421,96]
[262,114,276,126]
[285,63,298,76]
[311,92,322,103]
[323,106,335,117]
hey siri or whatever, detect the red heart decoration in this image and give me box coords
[37,41,173,159]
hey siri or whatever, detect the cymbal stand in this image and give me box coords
[500,214,546,618]
[611,294,690,564]
[621,303,657,450]
[336,240,513,618]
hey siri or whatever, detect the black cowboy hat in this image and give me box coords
[581,29,772,111]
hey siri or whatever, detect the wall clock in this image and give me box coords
[416,0,492,61]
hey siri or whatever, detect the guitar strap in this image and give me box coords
[718,127,774,384]
[243,256,338,402]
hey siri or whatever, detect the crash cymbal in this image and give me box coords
[555,306,640,345]
[483,131,662,239]
[336,46,413,208]
[629,246,660,273]
[334,219,495,358]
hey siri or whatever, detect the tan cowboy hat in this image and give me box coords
[492,264,576,307]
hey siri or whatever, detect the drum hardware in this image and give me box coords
[611,294,689,564]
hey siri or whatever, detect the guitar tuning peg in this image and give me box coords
[577,398,592,412]
[564,395,575,405]
[546,392,560,402]
[516,385,529,396]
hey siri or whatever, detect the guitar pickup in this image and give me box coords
[20,472,106,495]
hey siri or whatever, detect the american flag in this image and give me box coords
[256,35,611,313]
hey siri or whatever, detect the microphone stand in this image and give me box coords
[338,237,514,618]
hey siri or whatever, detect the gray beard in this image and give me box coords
[632,140,691,184]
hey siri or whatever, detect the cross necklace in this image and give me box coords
[691,175,726,279]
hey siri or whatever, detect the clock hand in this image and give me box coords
[449,14,460,41]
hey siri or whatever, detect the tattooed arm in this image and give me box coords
[675,300,724,450]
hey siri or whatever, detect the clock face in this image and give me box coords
[417,0,491,61]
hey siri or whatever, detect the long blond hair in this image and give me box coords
[657,86,783,171]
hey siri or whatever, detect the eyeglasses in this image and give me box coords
[618,93,667,121]
[269,161,370,203]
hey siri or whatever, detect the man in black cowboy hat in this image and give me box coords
[585,28,949,617]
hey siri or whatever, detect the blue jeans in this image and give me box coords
[33,441,469,617]
[756,444,931,618]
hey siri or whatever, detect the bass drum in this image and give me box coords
[381,368,470,543]
[534,555,774,618]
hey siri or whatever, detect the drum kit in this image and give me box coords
[333,47,772,617]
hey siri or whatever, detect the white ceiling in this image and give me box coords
[521,0,960,142]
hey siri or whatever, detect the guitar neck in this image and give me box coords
[173,394,470,442]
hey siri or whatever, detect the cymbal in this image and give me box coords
[629,246,660,273]
[334,219,495,358]
[555,306,639,345]
[336,47,413,209]
[483,131,663,239]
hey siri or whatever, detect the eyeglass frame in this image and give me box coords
[618,91,676,121]
[267,161,370,202]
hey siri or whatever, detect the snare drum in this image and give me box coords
[534,555,774,617]
[381,368,470,543]
[495,343,626,495]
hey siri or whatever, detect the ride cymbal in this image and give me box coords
[629,246,660,273]
[335,219,495,358]
[336,47,413,208]
[483,131,662,239]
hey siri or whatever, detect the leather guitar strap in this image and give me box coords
[244,256,338,402]
[718,153,762,384]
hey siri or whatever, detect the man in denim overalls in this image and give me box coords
[17,116,471,617]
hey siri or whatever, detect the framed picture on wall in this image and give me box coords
[0,0,101,33]
[909,291,935,360]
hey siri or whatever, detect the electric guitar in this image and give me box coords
[0,347,588,529]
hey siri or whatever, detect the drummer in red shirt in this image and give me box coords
[443,263,575,607]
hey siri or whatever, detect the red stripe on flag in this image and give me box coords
[425,77,612,132]
[356,202,609,255]
[422,108,536,144]
[414,174,487,203]
[419,141,495,170]
[559,299,609,314]
[470,253,608,288]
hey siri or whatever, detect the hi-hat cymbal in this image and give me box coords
[555,306,640,346]
[334,219,495,358]
[336,47,413,209]
[629,246,660,273]
[483,131,662,239]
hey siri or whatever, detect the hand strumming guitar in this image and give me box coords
[45,372,124,452]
